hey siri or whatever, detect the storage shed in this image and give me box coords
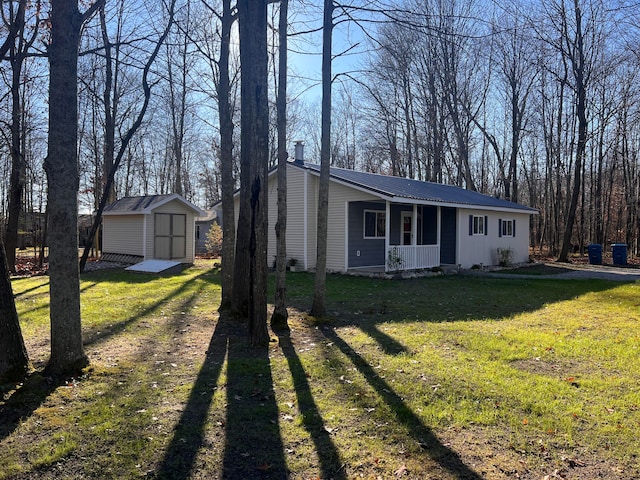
[102,194,206,264]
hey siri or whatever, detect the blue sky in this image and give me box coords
[285,1,371,103]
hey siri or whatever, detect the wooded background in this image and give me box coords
[1,0,639,263]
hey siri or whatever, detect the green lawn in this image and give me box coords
[1,261,639,479]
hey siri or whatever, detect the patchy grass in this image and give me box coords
[1,261,639,479]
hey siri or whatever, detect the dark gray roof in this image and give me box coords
[104,195,173,213]
[103,194,207,217]
[299,162,537,213]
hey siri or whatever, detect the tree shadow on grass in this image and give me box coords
[0,372,66,443]
[359,322,408,355]
[12,280,50,297]
[2,270,219,445]
[153,315,230,479]
[154,314,287,479]
[321,326,483,480]
[276,330,347,479]
[83,270,218,349]
[221,336,286,478]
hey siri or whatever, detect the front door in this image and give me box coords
[401,211,412,245]
[440,207,456,264]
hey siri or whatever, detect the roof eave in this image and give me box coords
[103,193,207,216]
[388,196,538,214]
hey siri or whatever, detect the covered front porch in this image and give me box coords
[346,201,456,273]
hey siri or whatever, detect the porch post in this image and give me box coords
[412,204,418,269]
[412,204,417,245]
[385,200,390,272]
[437,206,441,263]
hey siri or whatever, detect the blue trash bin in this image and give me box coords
[587,244,602,265]
[611,244,627,265]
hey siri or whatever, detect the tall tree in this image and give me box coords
[271,0,289,329]
[237,0,269,344]
[0,202,29,381]
[205,0,237,313]
[555,0,590,262]
[3,0,41,272]
[97,3,117,205]
[44,0,102,373]
[310,0,333,318]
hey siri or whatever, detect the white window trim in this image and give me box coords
[363,210,386,239]
[502,219,513,237]
[472,215,485,235]
[499,218,516,238]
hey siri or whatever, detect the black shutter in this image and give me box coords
[498,219,502,237]
[512,219,516,237]
[469,215,473,235]
[484,216,488,235]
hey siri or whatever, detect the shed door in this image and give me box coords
[155,213,186,260]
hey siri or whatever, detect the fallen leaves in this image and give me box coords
[394,464,409,476]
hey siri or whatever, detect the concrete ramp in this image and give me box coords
[126,259,183,274]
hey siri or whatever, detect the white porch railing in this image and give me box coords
[386,245,440,271]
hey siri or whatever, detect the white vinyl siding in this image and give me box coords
[267,165,308,269]
[458,209,530,268]
[102,215,144,256]
[265,164,378,272]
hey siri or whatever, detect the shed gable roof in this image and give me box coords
[103,194,206,216]
[297,163,537,213]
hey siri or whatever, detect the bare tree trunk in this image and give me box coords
[217,0,236,313]
[4,0,40,272]
[558,2,587,263]
[43,0,97,373]
[310,0,332,318]
[99,5,116,205]
[0,240,29,381]
[6,40,24,272]
[167,3,190,197]
[237,0,269,345]
[271,0,289,329]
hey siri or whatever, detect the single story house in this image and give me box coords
[220,147,538,273]
[195,209,218,255]
[102,194,206,264]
